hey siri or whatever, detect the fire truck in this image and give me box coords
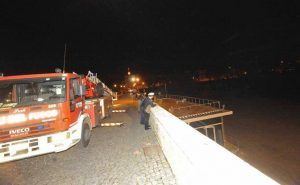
[0,71,113,163]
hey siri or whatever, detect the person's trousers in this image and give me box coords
[144,113,150,129]
[140,111,145,124]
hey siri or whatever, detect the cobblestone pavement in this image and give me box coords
[0,95,177,185]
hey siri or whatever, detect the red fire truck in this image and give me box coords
[0,71,113,163]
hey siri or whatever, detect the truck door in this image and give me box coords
[69,78,82,124]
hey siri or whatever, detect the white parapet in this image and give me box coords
[149,106,280,185]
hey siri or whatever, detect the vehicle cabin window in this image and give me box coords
[70,78,80,101]
[0,77,66,108]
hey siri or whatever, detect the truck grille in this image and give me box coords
[0,122,54,142]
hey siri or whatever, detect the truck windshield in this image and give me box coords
[0,77,66,108]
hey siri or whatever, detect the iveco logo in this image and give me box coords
[9,128,30,135]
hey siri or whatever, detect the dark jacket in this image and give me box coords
[140,97,155,114]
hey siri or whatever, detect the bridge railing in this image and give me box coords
[149,105,279,185]
[163,94,221,109]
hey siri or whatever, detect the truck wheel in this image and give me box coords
[81,119,91,147]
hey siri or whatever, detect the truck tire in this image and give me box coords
[81,119,91,147]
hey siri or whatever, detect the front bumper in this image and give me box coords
[0,121,82,163]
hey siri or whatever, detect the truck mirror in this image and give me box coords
[80,85,86,96]
[70,100,76,112]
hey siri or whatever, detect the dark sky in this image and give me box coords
[1,0,300,82]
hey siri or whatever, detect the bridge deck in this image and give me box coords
[0,95,177,185]
[156,98,233,123]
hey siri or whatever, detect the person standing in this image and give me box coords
[139,94,147,125]
[140,93,156,130]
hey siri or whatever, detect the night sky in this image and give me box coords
[1,0,300,82]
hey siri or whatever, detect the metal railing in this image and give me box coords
[163,94,221,109]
